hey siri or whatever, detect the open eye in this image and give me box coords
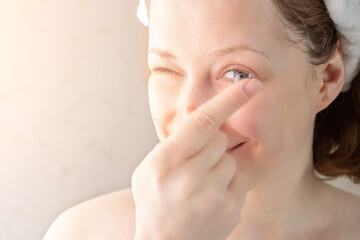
[224,69,253,83]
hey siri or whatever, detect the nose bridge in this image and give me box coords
[181,73,213,116]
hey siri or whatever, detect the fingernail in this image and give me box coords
[244,79,262,98]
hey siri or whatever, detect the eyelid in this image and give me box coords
[151,67,171,74]
[224,68,249,76]
[150,67,183,76]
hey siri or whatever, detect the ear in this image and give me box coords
[316,42,345,113]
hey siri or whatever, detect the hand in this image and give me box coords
[132,78,262,240]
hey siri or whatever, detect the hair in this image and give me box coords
[271,0,360,183]
[144,0,360,183]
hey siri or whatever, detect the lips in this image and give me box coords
[226,142,246,153]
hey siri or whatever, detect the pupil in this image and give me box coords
[234,72,252,82]
[225,70,253,82]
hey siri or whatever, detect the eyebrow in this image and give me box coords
[147,45,270,60]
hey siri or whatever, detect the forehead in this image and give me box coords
[149,0,277,25]
[148,0,285,60]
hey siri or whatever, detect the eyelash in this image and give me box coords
[151,67,180,75]
[150,67,253,82]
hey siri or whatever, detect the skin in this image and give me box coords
[142,0,355,239]
[42,0,360,239]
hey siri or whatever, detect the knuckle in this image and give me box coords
[193,191,216,214]
[146,142,172,168]
[140,143,174,187]
[192,109,219,135]
[152,142,168,157]
[178,171,197,193]
[131,162,165,192]
[205,185,225,206]
[175,174,199,204]
[148,163,168,189]
[176,183,193,203]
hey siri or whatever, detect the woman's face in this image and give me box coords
[147,0,320,188]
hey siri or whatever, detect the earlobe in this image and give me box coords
[316,44,345,113]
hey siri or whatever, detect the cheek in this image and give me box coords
[148,78,180,140]
[231,96,277,150]
[230,86,314,158]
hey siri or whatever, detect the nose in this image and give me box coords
[185,104,197,115]
[182,77,215,117]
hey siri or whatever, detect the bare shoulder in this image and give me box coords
[336,188,360,239]
[43,188,135,240]
[322,183,360,239]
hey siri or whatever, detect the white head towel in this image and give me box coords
[137,0,148,27]
[324,0,360,92]
[137,0,360,92]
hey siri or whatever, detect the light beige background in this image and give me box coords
[0,1,359,240]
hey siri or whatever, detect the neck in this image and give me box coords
[234,170,322,239]
[229,128,328,239]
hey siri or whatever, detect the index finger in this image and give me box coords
[167,78,262,157]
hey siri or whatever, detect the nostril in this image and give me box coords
[236,142,245,148]
[228,142,246,151]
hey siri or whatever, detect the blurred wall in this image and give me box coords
[0,1,359,240]
[0,1,158,240]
